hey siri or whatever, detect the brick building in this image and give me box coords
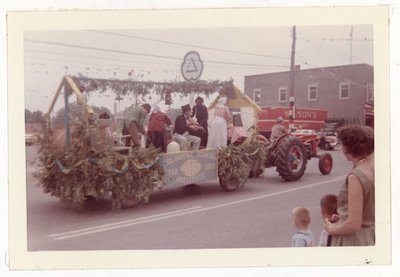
[244,63,374,127]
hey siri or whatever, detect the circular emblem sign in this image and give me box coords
[181,51,203,81]
[180,159,202,177]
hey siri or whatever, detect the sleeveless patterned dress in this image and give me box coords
[330,168,375,246]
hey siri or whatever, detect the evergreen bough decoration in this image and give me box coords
[72,76,231,97]
[217,144,250,188]
[217,139,267,186]
[38,121,164,210]
[239,139,268,177]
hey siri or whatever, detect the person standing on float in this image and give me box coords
[123,103,151,147]
[191,96,208,148]
[207,97,231,148]
[147,105,172,152]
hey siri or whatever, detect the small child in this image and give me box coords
[318,194,338,246]
[291,207,315,247]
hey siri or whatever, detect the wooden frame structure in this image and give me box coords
[44,75,93,145]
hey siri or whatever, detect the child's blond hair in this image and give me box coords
[292,207,311,227]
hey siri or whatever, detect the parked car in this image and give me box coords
[318,130,339,150]
[291,129,338,151]
[291,129,320,136]
[25,133,40,146]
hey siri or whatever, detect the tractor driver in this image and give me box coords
[270,116,288,142]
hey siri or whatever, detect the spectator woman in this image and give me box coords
[324,125,375,246]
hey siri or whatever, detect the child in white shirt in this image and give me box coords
[291,207,315,247]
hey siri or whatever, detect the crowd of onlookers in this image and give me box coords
[291,125,374,247]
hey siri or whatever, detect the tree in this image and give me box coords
[25,109,45,123]
[52,103,84,127]
[31,110,45,123]
[25,109,32,123]
[51,104,113,127]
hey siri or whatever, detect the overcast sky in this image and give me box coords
[24,25,373,113]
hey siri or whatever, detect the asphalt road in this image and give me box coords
[25,144,351,251]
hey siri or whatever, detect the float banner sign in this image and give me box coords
[181,51,203,81]
[159,149,218,187]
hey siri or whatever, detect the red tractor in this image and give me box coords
[254,106,333,181]
[260,132,333,181]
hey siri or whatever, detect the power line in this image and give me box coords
[26,44,177,65]
[25,46,150,64]
[25,56,288,79]
[25,39,289,68]
[25,53,288,72]
[90,30,291,61]
[25,53,287,83]
[25,50,180,68]
[24,59,178,79]
[25,39,181,60]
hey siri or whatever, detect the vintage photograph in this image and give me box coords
[8,7,390,269]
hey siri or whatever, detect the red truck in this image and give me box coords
[257,106,327,138]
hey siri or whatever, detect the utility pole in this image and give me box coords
[349,25,354,64]
[289,25,296,132]
[115,93,123,113]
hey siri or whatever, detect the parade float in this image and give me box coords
[38,75,266,209]
[37,73,332,210]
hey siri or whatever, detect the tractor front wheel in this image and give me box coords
[318,152,333,175]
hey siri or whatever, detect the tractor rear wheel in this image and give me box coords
[275,136,308,181]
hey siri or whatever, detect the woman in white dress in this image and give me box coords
[207,97,231,148]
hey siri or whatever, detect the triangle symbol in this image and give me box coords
[186,58,198,73]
